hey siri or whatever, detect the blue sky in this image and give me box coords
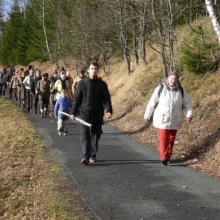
[2,0,27,20]
[2,0,13,20]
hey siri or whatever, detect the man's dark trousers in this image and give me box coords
[80,122,102,160]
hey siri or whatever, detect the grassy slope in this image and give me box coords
[32,17,219,181]
[1,15,219,219]
[101,17,220,180]
[0,99,97,219]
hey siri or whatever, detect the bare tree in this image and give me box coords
[118,0,131,74]
[205,0,220,44]
[137,0,149,65]
[150,0,183,77]
[42,0,53,61]
[130,1,139,65]
[131,0,151,66]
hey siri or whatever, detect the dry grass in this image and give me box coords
[0,99,97,219]
[29,21,220,181]
[2,15,219,219]
[99,18,220,181]
[102,65,220,180]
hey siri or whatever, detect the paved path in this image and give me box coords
[28,113,220,220]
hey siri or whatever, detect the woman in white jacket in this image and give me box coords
[144,71,193,165]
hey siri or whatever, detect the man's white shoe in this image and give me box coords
[89,157,97,163]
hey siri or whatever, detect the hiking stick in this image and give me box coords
[58,111,92,127]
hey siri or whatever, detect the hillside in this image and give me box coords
[30,18,220,181]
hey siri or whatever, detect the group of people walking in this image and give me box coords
[54,62,113,165]
[0,65,84,117]
[1,63,113,165]
[1,64,193,166]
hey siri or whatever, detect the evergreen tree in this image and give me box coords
[0,7,5,41]
[24,3,47,62]
[0,1,23,66]
[181,31,218,75]
[0,0,212,71]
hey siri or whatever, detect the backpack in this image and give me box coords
[158,84,184,98]
[155,84,184,109]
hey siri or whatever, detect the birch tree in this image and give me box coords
[42,0,53,61]
[205,0,220,44]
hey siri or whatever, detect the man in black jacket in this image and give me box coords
[70,62,113,165]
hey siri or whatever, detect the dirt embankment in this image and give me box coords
[29,59,220,181]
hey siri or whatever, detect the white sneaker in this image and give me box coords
[89,156,97,163]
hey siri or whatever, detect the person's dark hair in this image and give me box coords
[42,73,48,77]
[90,62,99,68]
[79,69,85,74]
[59,67,65,73]
[24,69,29,75]
[53,69,58,74]
[28,65,34,71]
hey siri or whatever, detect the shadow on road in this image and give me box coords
[88,159,187,167]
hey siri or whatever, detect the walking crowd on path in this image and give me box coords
[1,64,193,166]
[0,63,113,165]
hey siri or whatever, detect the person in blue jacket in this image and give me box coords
[54,89,73,136]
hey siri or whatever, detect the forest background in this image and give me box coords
[0,0,220,219]
[1,0,219,176]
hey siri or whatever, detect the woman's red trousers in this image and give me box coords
[158,128,177,161]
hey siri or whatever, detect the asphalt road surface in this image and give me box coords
[28,112,220,220]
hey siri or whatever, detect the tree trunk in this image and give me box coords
[140,34,147,65]
[42,0,53,61]
[133,30,139,66]
[123,48,131,75]
[118,1,131,74]
[205,0,220,44]
[139,1,148,65]
[158,23,168,78]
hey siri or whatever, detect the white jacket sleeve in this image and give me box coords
[143,86,161,119]
[182,88,193,118]
[23,76,28,86]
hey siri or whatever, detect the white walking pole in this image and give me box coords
[58,111,92,127]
